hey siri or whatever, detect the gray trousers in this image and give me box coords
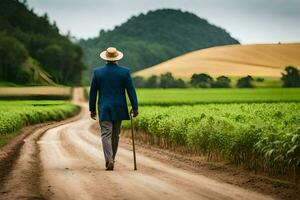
[100,121,122,163]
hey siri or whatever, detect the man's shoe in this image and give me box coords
[106,161,114,171]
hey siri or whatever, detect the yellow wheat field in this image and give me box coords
[134,43,300,78]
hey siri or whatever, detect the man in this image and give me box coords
[89,47,138,171]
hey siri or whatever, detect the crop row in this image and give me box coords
[122,103,300,177]
[0,101,80,145]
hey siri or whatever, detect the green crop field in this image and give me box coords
[136,88,300,106]
[86,86,300,175]
[0,101,80,147]
[123,103,300,175]
[84,87,300,105]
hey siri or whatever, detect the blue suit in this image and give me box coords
[89,63,138,121]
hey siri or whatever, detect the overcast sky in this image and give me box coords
[26,0,300,44]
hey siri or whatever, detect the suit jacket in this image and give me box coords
[89,63,138,121]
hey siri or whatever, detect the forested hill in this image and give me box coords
[0,0,85,85]
[79,9,239,72]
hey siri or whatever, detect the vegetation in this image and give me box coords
[123,103,300,176]
[133,66,300,88]
[135,88,300,106]
[133,73,186,88]
[84,87,300,106]
[159,73,186,88]
[212,76,231,88]
[191,73,213,88]
[86,80,300,177]
[281,66,300,87]
[236,75,254,88]
[79,9,239,75]
[0,33,29,83]
[0,100,80,147]
[0,0,85,85]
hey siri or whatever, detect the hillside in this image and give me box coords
[0,0,85,85]
[134,43,300,78]
[79,9,239,72]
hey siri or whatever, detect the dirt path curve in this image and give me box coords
[38,89,273,200]
[1,88,274,200]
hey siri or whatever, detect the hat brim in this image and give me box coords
[100,50,123,61]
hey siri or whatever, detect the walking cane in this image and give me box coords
[130,111,137,170]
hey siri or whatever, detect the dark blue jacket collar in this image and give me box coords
[106,63,118,67]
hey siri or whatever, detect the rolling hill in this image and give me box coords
[134,43,300,78]
[79,9,239,73]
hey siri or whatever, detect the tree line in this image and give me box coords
[133,66,300,88]
[0,0,85,85]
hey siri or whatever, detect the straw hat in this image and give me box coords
[100,47,123,61]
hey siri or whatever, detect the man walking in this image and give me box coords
[89,47,138,171]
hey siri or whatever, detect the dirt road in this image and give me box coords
[38,104,274,200]
[0,88,274,200]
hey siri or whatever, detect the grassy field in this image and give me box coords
[123,103,300,176]
[0,101,80,147]
[134,43,300,78]
[0,86,72,100]
[136,88,300,106]
[120,87,300,177]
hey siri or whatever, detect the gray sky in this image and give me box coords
[27,0,300,44]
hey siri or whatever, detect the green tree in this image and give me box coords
[159,72,186,88]
[281,66,300,87]
[60,43,85,85]
[160,72,176,88]
[145,75,158,88]
[174,78,186,88]
[0,0,85,85]
[37,44,64,81]
[0,34,28,82]
[236,75,254,88]
[190,73,213,88]
[256,77,264,82]
[16,67,33,84]
[212,76,231,88]
[132,76,145,88]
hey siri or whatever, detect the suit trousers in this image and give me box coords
[99,120,122,163]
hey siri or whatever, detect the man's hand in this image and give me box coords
[130,109,138,118]
[90,111,96,120]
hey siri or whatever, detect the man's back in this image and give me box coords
[89,63,138,121]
